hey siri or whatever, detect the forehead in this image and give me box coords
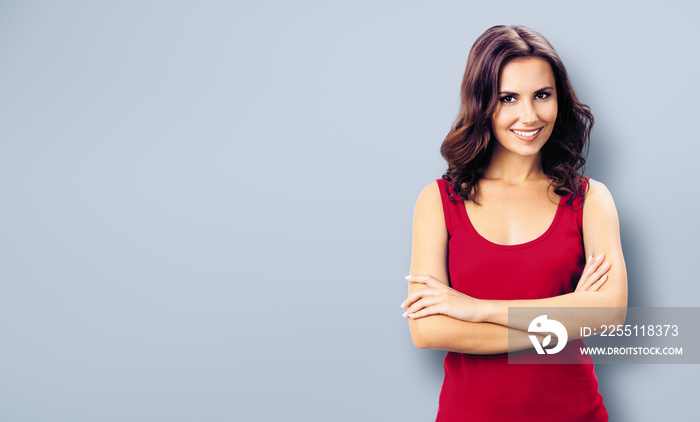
[498,57,555,91]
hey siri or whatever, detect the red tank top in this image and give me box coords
[435,177,607,422]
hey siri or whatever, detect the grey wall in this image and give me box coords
[0,1,697,421]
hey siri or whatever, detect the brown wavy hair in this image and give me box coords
[441,25,593,206]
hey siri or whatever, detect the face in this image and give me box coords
[491,57,558,159]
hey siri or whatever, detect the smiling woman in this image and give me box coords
[403,25,627,422]
[491,57,558,159]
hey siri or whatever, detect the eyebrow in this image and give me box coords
[498,86,554,95]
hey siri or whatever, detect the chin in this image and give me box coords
[512,146,543,157]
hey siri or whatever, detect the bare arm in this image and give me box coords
[405,179,627,340]
[479,179,628,332]
[406,181,545,354]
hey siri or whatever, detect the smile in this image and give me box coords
[511,128,541,137]
[510,127,543,141]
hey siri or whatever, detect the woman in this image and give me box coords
[401,26,627,421]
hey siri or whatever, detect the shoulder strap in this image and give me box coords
[573,176,590,232]
[435,178,462,237]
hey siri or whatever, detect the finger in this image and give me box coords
[401,288,430,308]
[406,303,444,319]
[574,277,589,292]
[577,260,596,284]
[580,255,594,275]
[576,277,597,292]
[405,274,440,287]
[575,272,599,292]
[580,273,608,292]
[575,277,594,292]
[403,296,440,317]
[578,265,610,292]
[576,255,608,292]
[590,261,611,280]
[402,275,445,308]
[405,274,447,286]
[581,254,604,278]
[577,275,601,293]
[588,274,608,292]
[401,287,435,309]
[576,264,597,291]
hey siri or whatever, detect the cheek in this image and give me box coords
[490,108,500,128]
[492,108,514,131]
[545,102,558,123]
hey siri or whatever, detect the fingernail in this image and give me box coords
[400,302,406,308]
[402,311,408,318]
[404,275,411,280]
[408,313,416,318]
[596,253,604,260]
[587,255,592,263]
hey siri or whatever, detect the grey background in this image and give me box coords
[0,1,697,421]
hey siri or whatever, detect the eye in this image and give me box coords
[535,92,551,100]
[499,95,516,103]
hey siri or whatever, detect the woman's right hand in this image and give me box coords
[575,253,611,292]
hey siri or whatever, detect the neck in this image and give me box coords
[484,144,545,183]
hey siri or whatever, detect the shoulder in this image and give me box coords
[413,181,448,228]
[415,181,442,212]
[584,178,616,211]
[582,178,620,227]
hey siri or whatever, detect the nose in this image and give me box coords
[519,99,537,125]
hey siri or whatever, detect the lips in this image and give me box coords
[510,127,543,141]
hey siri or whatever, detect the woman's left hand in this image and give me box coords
[401,274,486,322]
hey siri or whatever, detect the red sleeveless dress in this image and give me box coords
[435,177,607,422]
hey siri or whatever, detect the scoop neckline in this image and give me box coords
[461,193,566,250]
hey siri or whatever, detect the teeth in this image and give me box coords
[513,129,539,137]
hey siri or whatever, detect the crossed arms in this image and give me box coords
[404,180,628,355]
